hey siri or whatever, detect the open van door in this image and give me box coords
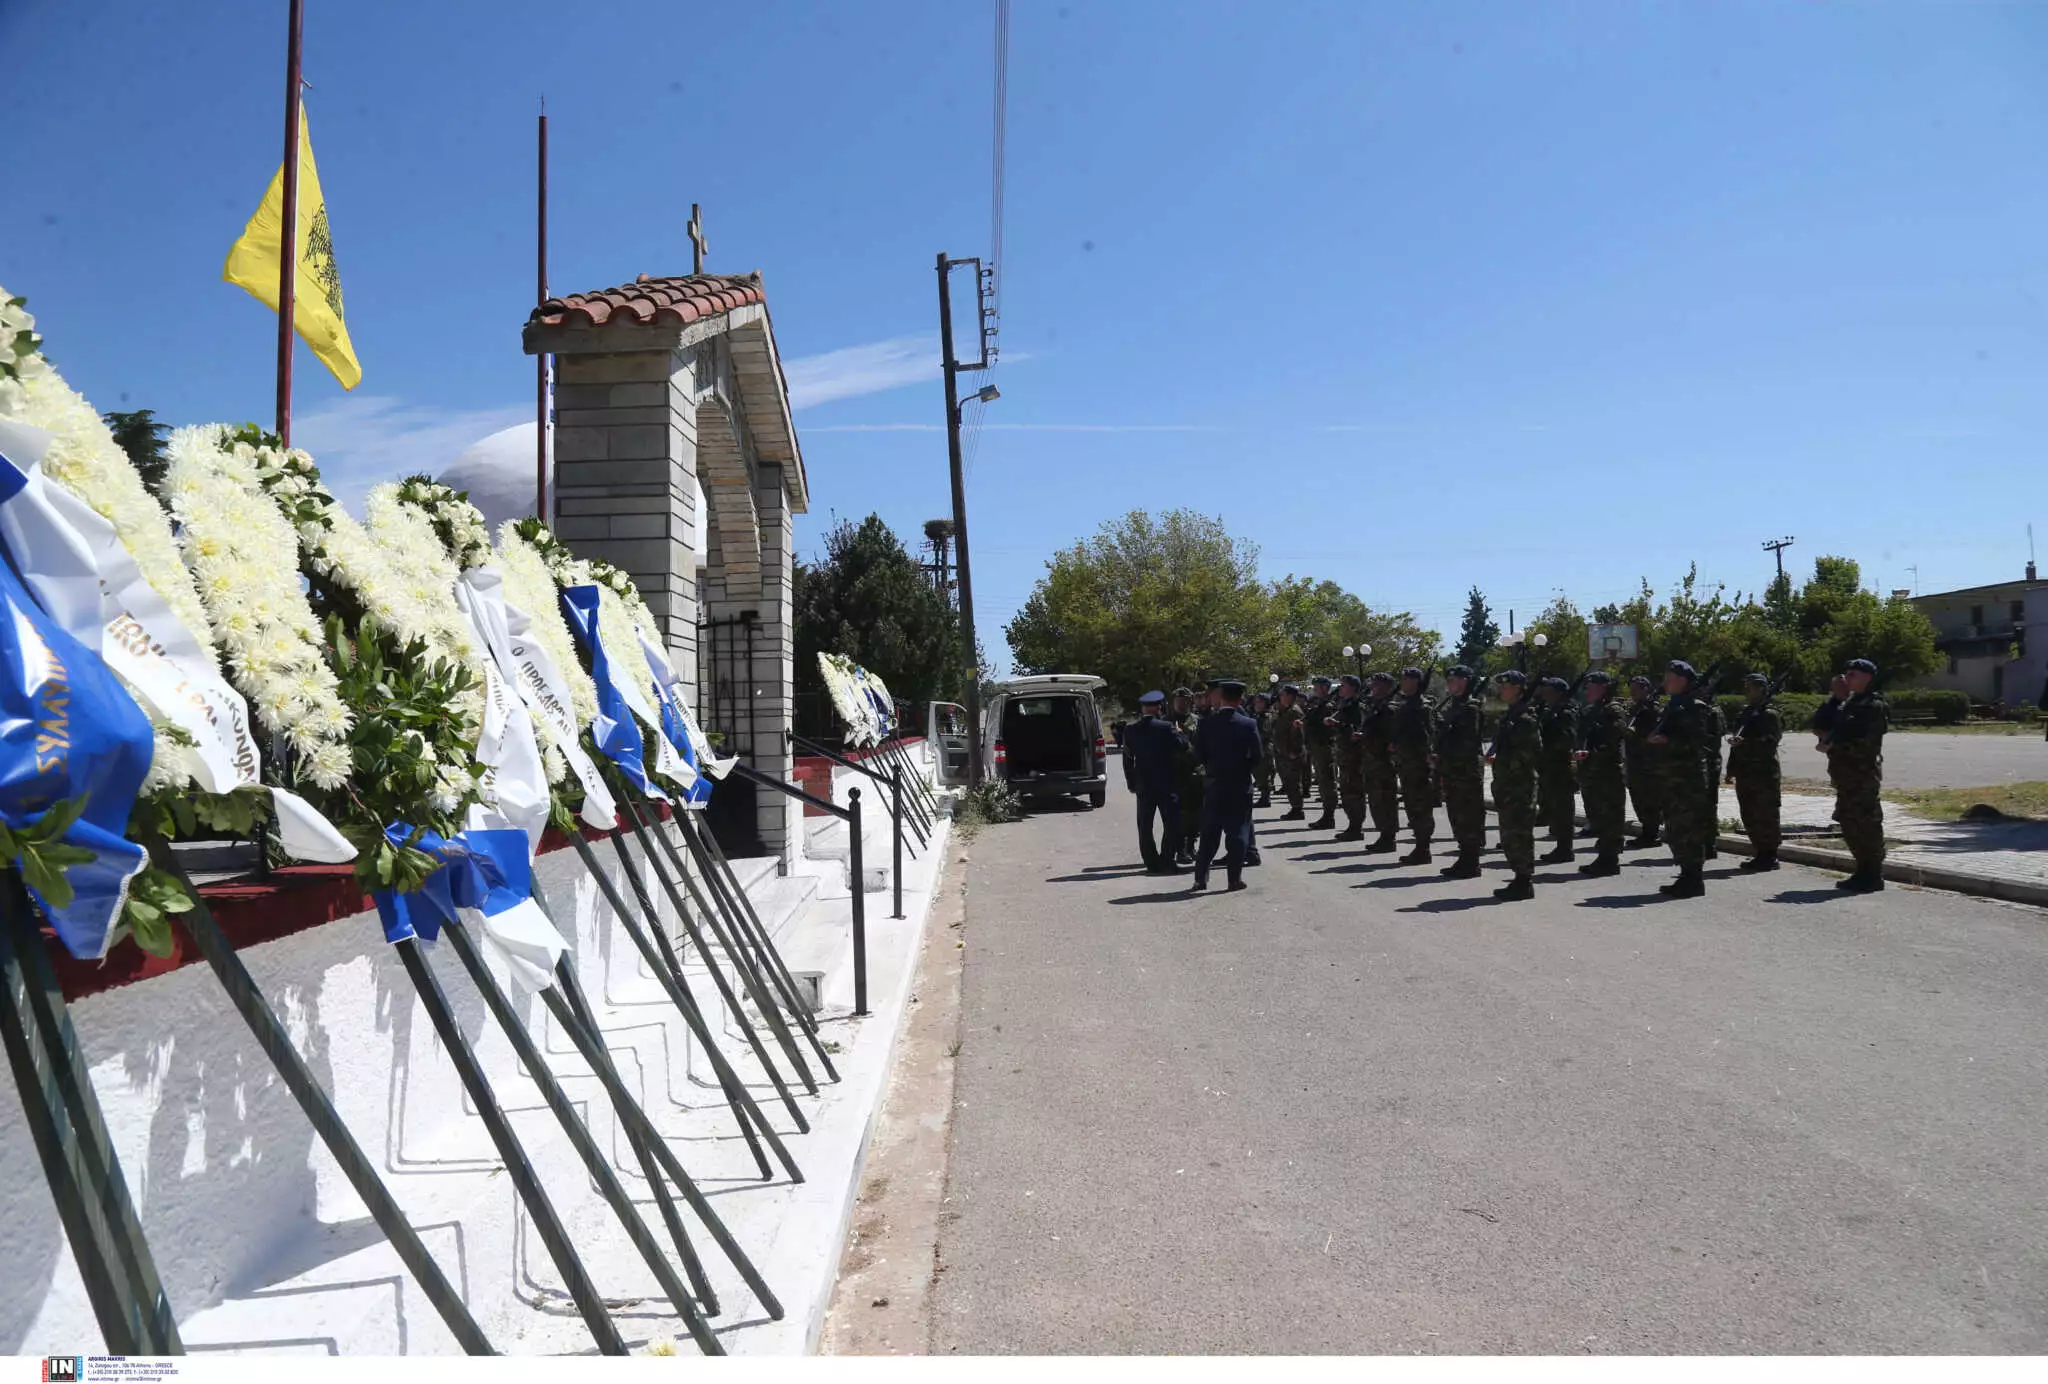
[929,701,971,786]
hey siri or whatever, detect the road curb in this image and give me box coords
[1574,812,2048,911]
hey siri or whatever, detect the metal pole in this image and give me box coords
[849,787,868,1017]
[0,903,151,1353]
[275,0,305,445]
[567,833,798,1183]
[392,938,625,1354]
[890,764,905,920]
[535,105,549,521]
[151,847,495,1354]
[543,949,785,1319]
[436,921,720,1352]
[937,253,984,787]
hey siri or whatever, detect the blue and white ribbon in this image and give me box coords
[559,586,664,801]
[372,824,564,992]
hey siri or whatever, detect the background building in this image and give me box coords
[1910,563,2046,706]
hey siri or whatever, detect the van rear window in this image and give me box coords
[1011,698,1062,717]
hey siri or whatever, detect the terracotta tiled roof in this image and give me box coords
[529,271,765,329]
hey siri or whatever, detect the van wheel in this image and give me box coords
[1087,788,1107,809]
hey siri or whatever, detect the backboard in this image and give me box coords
[1587,623,1638,662]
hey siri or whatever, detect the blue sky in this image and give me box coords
[5,0,2045,672]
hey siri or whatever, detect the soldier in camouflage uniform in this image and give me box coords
[1646,660,1716,897]
[1170,686,1202,866]
[1624,674,1664,847]
[1271,683,1309,819]
[1700,686,1727,861]
[1430,664,1486,878]
[1360,671,1402,852]
[1328,674,1368,841]
[1486,669,1542,900]
[1728,672,1783,872]
[1824,657,1889,892]
[1303,676,1339,830]
[1390,666,1438,863]
[1572,670,1628,876]
[1535,676,1580,863]
[1251,692,1276,808]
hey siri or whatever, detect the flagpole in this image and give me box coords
[536,102,549,521]
[275,0,305,446]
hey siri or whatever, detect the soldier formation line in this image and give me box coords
[1116,658,1893,899]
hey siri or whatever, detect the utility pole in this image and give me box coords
[1763,535,1796,581]
[535,102,549,521]
[937,252,998,786]
[274,0,306,445]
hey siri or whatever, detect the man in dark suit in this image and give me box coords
[1122,690,1188,874]
[1191,678,1262,892]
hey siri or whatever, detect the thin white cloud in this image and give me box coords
[783,335,938,409]
[295,395,530,509]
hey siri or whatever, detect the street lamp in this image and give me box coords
[1498,630,1547,672]
[1341,643,1371,679]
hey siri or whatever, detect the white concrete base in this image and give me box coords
[0,750,951,1357]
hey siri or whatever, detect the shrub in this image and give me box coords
[1886,689,1971,724]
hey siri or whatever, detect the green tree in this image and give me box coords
[1455,586,1500,672]
[1266,575,1438,680]
[102,408,170,498]
[794,515,966,737]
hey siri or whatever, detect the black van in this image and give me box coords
[985,674,1108,807]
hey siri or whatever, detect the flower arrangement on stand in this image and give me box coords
[199,427,489,893]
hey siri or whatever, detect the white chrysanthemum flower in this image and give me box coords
[305,740,353,791]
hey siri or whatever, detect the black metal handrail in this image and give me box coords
[792,731,928,878]
[722,760,871,1016]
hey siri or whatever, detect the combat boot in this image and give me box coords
[1540,841,1575,864]
[1493,873,1534,901]
[1836,869,1885,893]
[1629,830,1660,849]
[1400,844,1432,865]
[1577,851,1622,878]
[1310,811,1337,831]
[1440,853,1482,879]
[1365,834,1399,854]
[1659,866,1705,898]
[1332,827,1365,842]
[1174,848,1194,867]
[1189,867,1210,892]
[1738,854,1780,872]
[1256,793,1272,808]
[1280,807,1306,821]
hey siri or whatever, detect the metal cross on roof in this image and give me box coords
[688,203,707,276]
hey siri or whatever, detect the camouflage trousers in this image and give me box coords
[1255,755,1275,801]
[1337,743,1366,832]
[1394,752,1436,845]
[1441,770,1485,853]
[1492,776,1538,875]
[1364,755,1400,839]
[1835,762,1885,871]
[1734,769,1781,857]
[1310,741,1338,816]
[1179,775,1205,845]
[1625,749,1662,835]
[1539,763,1577,842]
[1661,767,1713,868]
[1277,754,1306,812]
[1580,766,1626,854]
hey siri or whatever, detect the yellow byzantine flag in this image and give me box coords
[223,104,361,389]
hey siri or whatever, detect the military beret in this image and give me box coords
[1400,666,1424,682]
[1448,664,1475,681]
[1847,658,1877,675]
[1667,659,1697,680]
[1629,674,1653,688]
[1139,689,1165,705]
[1539,675,1569,690]
[1369,671,1395,687]
[1280,682,1302,695]
[1496,669,1529,685]
[1585,670,1613,686]
[1311,674,1333,686]
[1744,672,1769,686]
[1340,673,1362,689]
[1172,686,1194,698]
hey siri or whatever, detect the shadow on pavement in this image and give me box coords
[1313,860,1402,875]
[1397,894,1508,913]
[1045,869,1153,883]
[1771,887,1854,904]
[1353,873,1443,889]
[1107,889,1200,906]
[1575,891,1674,909]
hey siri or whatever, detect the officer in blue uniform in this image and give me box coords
[1122,689,1188,874]
[1191,678,1262,891]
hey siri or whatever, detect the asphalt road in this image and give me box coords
[929,775,2048,1353]
[1778,730,2048,787]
